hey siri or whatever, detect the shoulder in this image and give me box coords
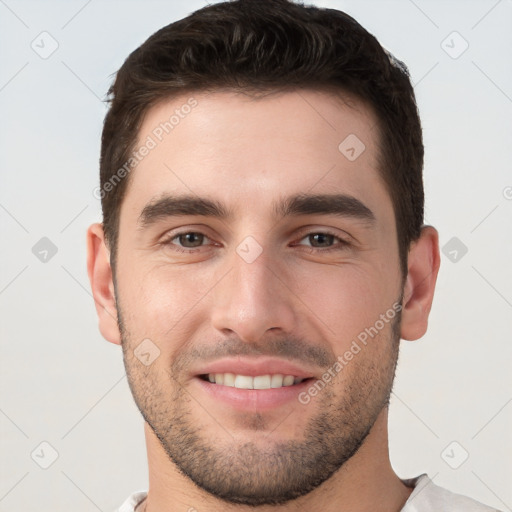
[401,474,500,512]
[115,490,148,512]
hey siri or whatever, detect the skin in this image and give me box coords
[87,89,440,512]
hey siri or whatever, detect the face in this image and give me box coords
[113,90,404,505]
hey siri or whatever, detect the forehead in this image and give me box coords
[121,89,393,230]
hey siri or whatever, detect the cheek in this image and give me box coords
[118,261,214,340]
[290,263,393,342]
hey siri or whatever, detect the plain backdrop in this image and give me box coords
[1,1,511,511]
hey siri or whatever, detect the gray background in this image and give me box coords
[1,0,511,511]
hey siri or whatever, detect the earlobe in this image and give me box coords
[400,225,441,341]
[86,223,121,345]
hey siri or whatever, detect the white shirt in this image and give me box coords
[115,474,500,512]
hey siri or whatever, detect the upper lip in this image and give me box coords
[194,357,316,379]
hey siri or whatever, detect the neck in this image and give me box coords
[141,408,413,512]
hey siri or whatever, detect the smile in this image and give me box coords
[200,373,307,389]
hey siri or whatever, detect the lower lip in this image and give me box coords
[193,377,313,411]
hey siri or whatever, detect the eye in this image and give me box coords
[295,231,350,252]
[161,231,213,252]
[302,233,336,248]
[174,232,207,248]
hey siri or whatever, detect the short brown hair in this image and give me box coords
[100,0,424,279]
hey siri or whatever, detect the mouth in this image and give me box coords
[192,357,318,410]
[198,373,313,389]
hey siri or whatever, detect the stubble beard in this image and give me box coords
[118,304,402,506]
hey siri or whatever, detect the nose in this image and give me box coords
[211,246,297,344]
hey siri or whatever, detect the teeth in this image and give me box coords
[254,375,271,389]
[234,375,253,389]
[205,373,305,389]
[223,373,235,386]
[283,375,295,386]
[271,374,284,388]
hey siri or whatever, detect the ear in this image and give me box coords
[86,223,121,345]
[400,225,441,341]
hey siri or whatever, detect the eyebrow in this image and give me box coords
[138,193,376,228]
[275,193,376,225]
[138,195,231,228]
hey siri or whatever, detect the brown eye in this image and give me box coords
[307,233,335,248]
[176,232,205,248]
[295,231,350,253]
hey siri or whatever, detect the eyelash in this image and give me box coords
[160,229,351,254]
[295,231,351,253]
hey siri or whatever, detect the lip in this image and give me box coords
[193,376,313,410]
[193,357,316,379]
[190,357,317,411]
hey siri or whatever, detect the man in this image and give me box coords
[86,1,498,511]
